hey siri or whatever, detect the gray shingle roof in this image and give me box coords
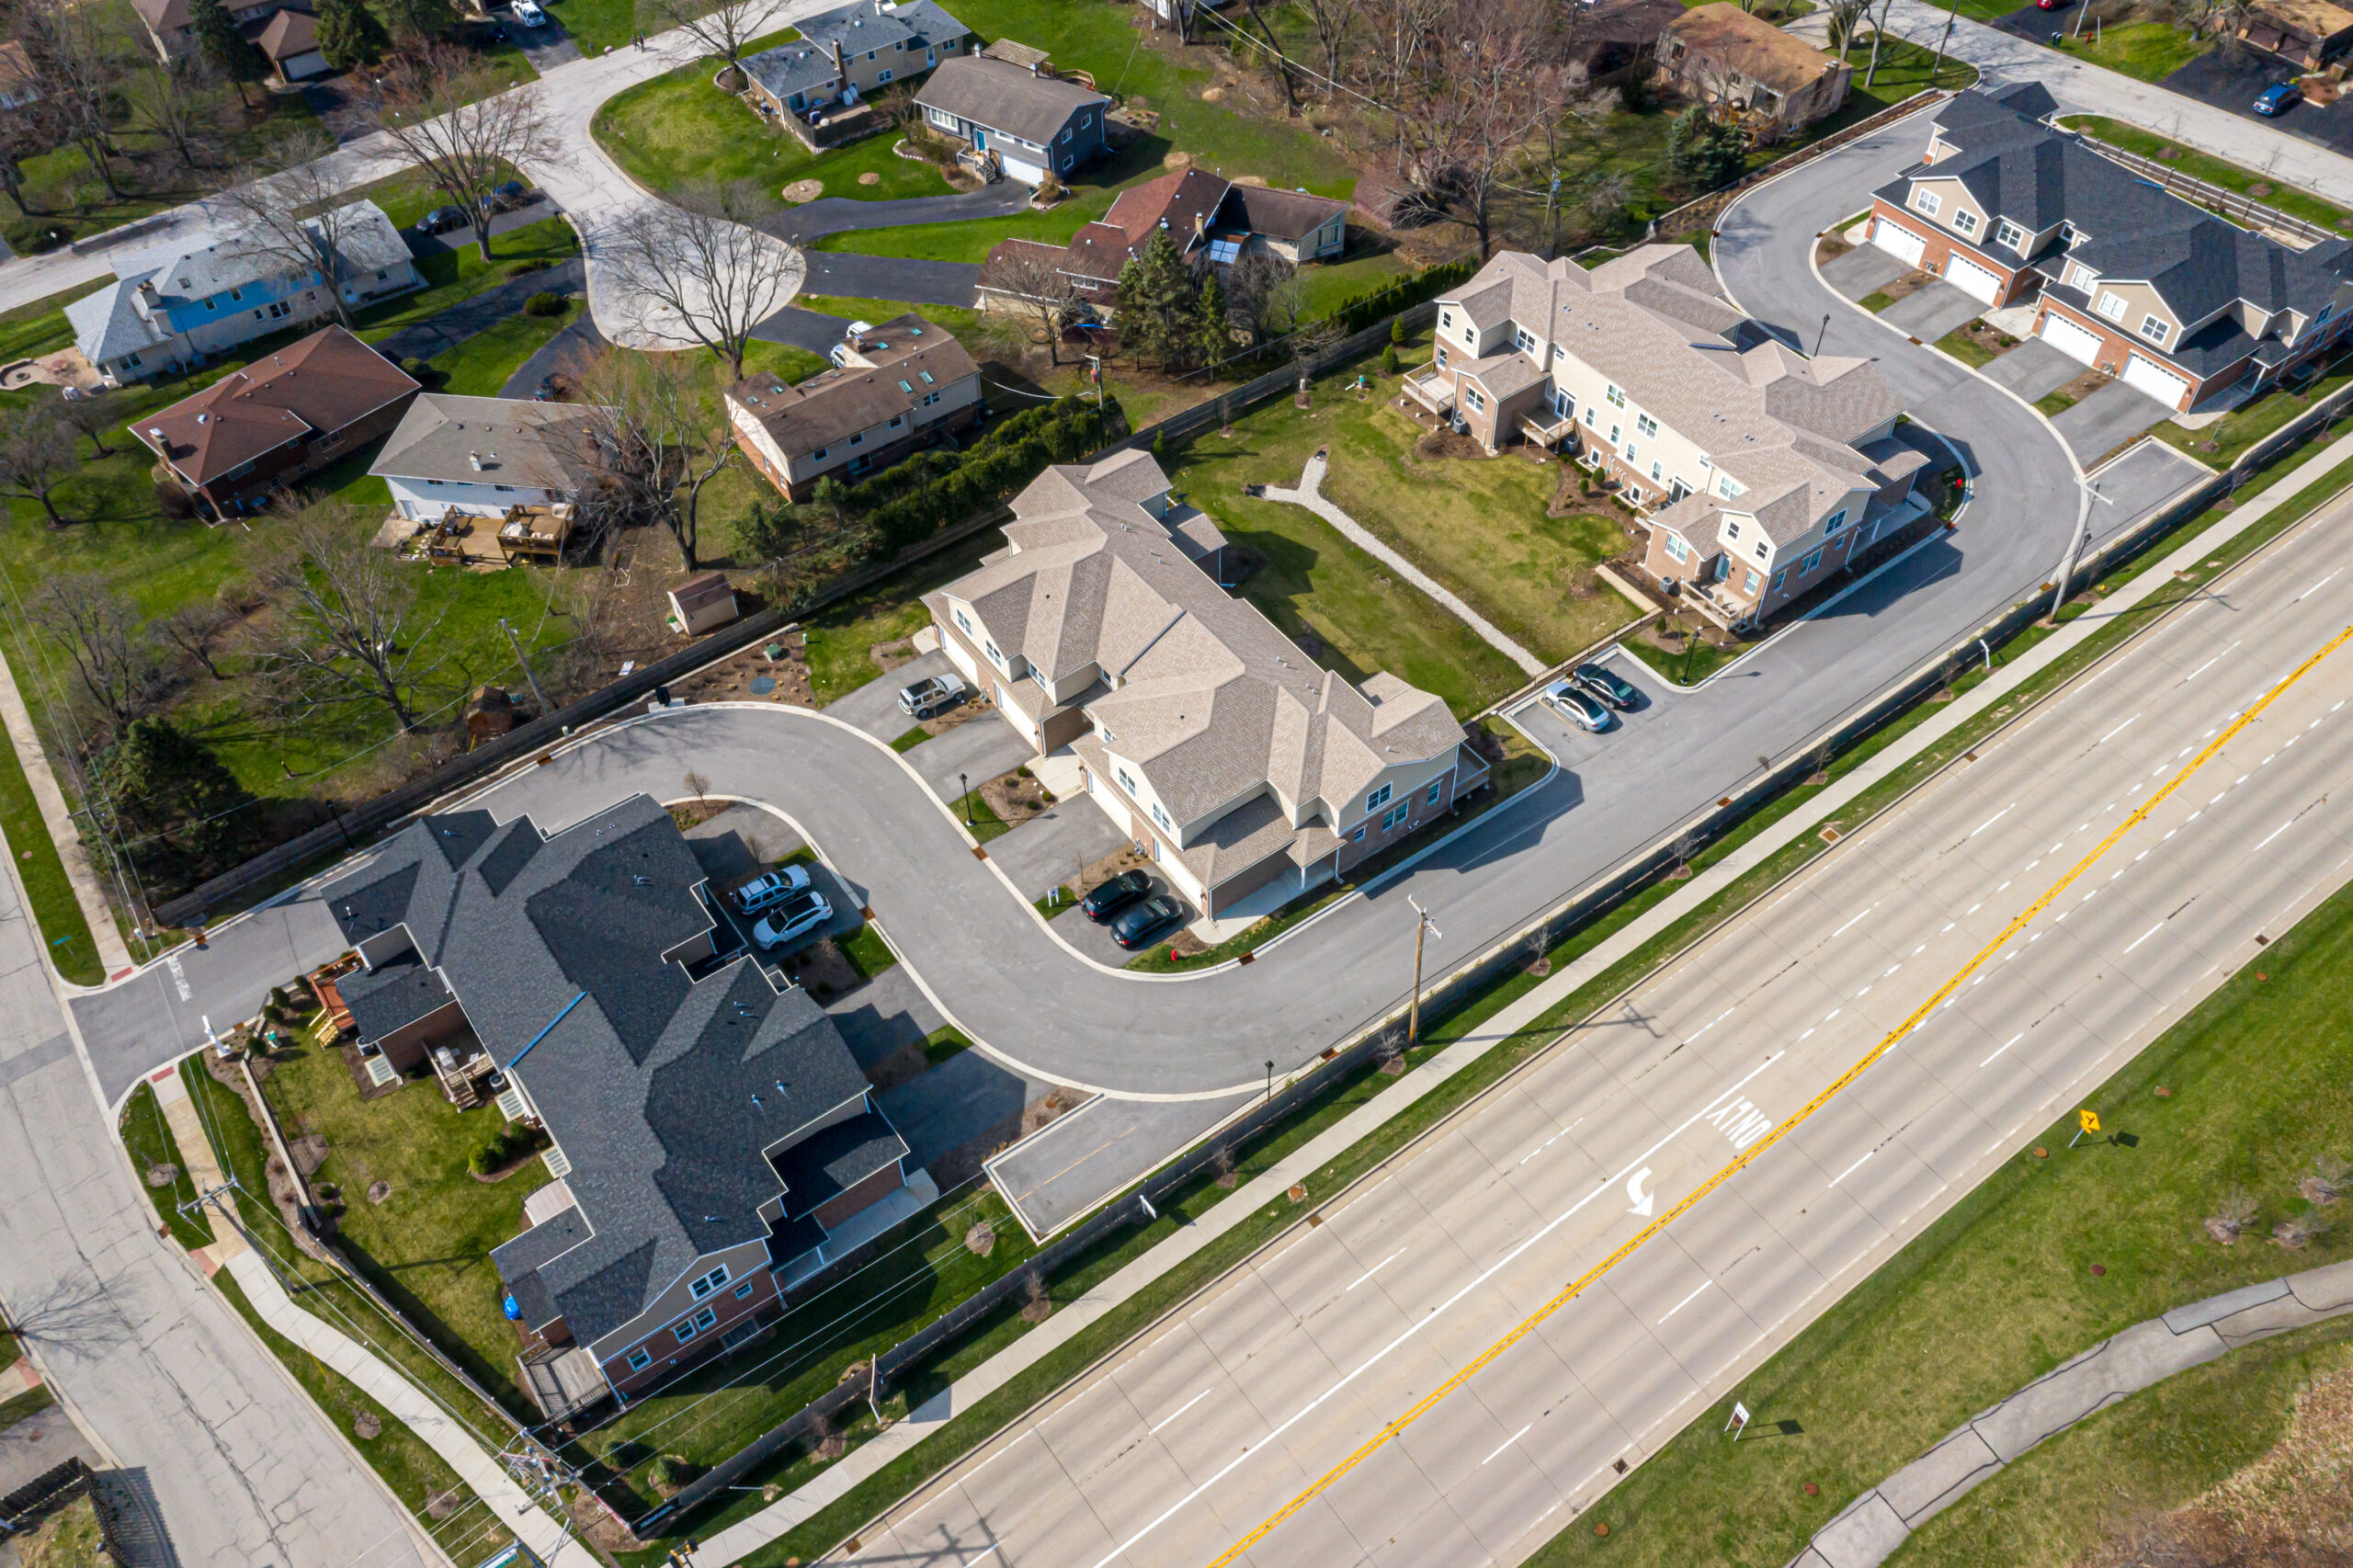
[914,54,1107,145]
[338,950,452,1043]
[771,1110,911,1221]
[65,277,172,366]
[746,0,967,100]
[329,796,882,1349]
[726,314,979,462]
[369,393,607,493]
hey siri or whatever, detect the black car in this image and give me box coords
[1571,662,1639,710]
[490,180,532,211]
[1081,869,1152,922]
[416,206,467,234]
[1110,895,1187,950]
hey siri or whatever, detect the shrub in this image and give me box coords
[400,357,430,380]
[468,1144,499,1176]
[506,258,551,278]
[1380,345,1398,374]
[1390,315,1406,347]
[523,291,567,317]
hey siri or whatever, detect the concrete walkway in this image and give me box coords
[1263,451,1550,677]
[694,426,2353,1566]
[0,647,133,980]
[1787,3,2353,206]
[1790,1259,2353,1568]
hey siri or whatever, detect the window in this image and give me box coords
[1624,442,1639,464]
[1061,127,1072,143]
[848,431,864,446]
[920,370,935,384]
[889,415,904,428]
[1952,210,1979,236]
[733,1280,756,1299]
[1427,780,1442,804]
[1665,533,1691,564]
[1366,782,1393,812]
[1515,327,1537,354]
[1724,520,1741,540]
[2138,314,2171,346]
[1461,324,1475,347]
[1584,404,1597,426]
[813,446,829,460]
[1608,424,1622,446]
[692,1307,718,1332]
[2096,291,2127,323]
[674,1319,699,1345]
[1754,540,1769,562]
[1995,220,2027,251]
[1117,767,1138,794]
[1436,347,1449,369]
[1823,508,1847,535]
[954,608,972,634]
[1743,570,1759,593]
[1651,461,1663,482]
[1716,472,1744,499]
[1351,825,1366,843]
[1802,549,1823,574]
[1915,189,1941,217]
[1771,567,1788,591]
[1151,802,1171,830]
[229,287,243,301]
[879,67,892,81]
[983,640,1004,666]
[689,1266,731,1301]
[1440,311,1453,329]
[1462,385,1485,412]
[1382,803,1407,831]
[627,1347,653,1371]
[1635,414,1657,437]
[898,379,913,392]
[1605,383,1626,407]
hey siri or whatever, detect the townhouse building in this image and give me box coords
[1409,245,1924,626]
[926,450,1484,919]
[1869,85,2353,411]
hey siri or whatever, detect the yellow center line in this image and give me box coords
[1202,621,2353,1568]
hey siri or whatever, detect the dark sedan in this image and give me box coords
[1571,662,1639,710]
[415,206,468,234]
[1081,869,1152,922]
[1110,895,1188,950]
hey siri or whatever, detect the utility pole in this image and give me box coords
[1084,352,1105,408]
[1406,896,1442,1045]
[500,617,551,715]
[2048,477,2114,621]
[1813,312,1831,357]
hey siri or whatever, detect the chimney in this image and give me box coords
[832,38,847,81]
[470,450,483,472]
[1029,57,1040,75]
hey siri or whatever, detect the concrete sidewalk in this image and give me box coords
[693,432,2353,1565]
[0,647,133,980]
[1791,1260,2353,1568]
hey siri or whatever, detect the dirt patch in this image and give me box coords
[869,636,919,677]
[426,1489,460,1520]
[670,630,813,709]
[964,1221,995,1256]
[979,767,1053,827]
[857,171,881,186]
[1547,467,1616,518]
[865,1041,930,1092]
[1165,929,1211,960]
[288,1133,330,1179]
[367,1180,393,1204]
[1816,233,1854,263]
[668,798,731,829]
[145,1163,179,1188]
[780,178,824,202]
[1414,427,1490,462]
[573,1493,646,1552]
[2054,367,2113,405]
[917,699,987,737]
[779,936,865,1002]
[353,1412,382,1439]
[1875,268,1939,305]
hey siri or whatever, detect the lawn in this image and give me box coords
[427,299,582,397]
[119,1080,216,1250]
[0,700,102,985]
[2047,19,2210,82]
[1832,34,1980,119]
[2058,115,2353,236]
[945,787,1012,842]
[1934,325,2001,369]
[1620,629,1745,687]
[253,1036,552,1420]
[2152,352,2353,468]
[799,530,1008,704]
[1525,864,2353,1568]
[546,0,654,55]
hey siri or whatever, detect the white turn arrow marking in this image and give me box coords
[1626,1166,1655,1217]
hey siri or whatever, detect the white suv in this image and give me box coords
[753,890,832,950]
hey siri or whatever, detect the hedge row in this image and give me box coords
[852,394,1128,555]
[1319,256,1478,338]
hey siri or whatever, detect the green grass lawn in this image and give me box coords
[2059,115,2353,236]
[1527,866,2353,1568]
[948,787,1012,842]
[1620,630,1745,687]
[2048,20,2210,82]
[545,0,652,55]
[426,299,582,397]
[254,1037,551,1420]
[800,530,1007,704]
[2037,387,2079,416]
[1859,290,1895,312]
[1934,326,2001,369]
[119,1080,216,1250]
[2153,353,2353,469]
[1835,34,1980,118]
[837,921,899,979]
[0,703,102,985]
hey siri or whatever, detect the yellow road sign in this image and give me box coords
[2079,1108,2101,1134]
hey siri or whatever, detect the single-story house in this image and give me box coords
[1868,85,2353,411]
[66,198,421,386]
[369,393,606,523]
[320,795,928,1415]
[740,0,973,125]
[128,0,295,60]
[926,449,1486,919]
[250,6,329,82]
[726,313,983,500]
[2240,0,2353,67]
[1661,3,1850,130]
[131,325,421,517]
[913,51,1109,186]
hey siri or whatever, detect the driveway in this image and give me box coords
[1978,337,2082,403]
[984,796,1132,903]
[404,199,565,261]
[374,256,585,361]
[753,305,855,355]
[2082,440,2209,551]
[506,6,585,69]
[904,713,1035,804]
[823,651,941,740]
[1821,244,1905,301]
[986,1092,1255,1237]
[497,309,609,397]
[1880,278,1984,342]
[798,253,982,310]
[879,1047,1061,1177]
[2052,380,2175,464]
[764,184,1033,246]
[2158,45,2353,157]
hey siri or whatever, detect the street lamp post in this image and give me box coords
[1406,896,1442,1046]
[1265,1059,1274,1102]
[959,771,972,827]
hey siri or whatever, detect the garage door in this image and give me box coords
[1945,252,2002,305]
[1002,153,1046,185]
[939,630,981,685]
[1873,218,1927,267]
[2040,311,2104,367]
[2122,352,2192,410]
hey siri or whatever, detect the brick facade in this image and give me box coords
[604,1267,782,1398]
[1865,204,2037,308]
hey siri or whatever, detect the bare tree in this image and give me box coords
[29,574,169,733]
[1225,251,1302,350]
[55,390,125,459]
[569,350,739,571]
[1232,0,1302,110]
[1295,0,1361,96]
[1824,0,1871,62]
[1419,8,1560,258]
[157,601,233,680]
[978,243,1082,366]
[243,512,454,733]
[0,408,76,527]
[605,178,802,381]
[214,126,378,329]
[21,0,126,199]
[636,0,784,85]
[0,101,55,218]
[120,48,224,176]
[361,44,562,265]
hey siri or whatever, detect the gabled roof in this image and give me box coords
[250,5,318,62]
[327,796,881,1348]
[726,314,979,462]
[123,199,408,312]
[1229,185,1349,243]
[914,54,1108,144]
[370,393,607,492]
[65,277,173,366]
[131,325,418,486]
[744,0,968,97]
[1667,2,1845,94]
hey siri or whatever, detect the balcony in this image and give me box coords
[1518,409,1579,449]
[1402,362,1454,417]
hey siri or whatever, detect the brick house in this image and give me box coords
[1410,246,1925,628]
[131,326,420,519]
[725,314,983,500]
[320,795,928,1418]
[1869,85,2353,412]
[2240,0,2353,68]
[926,450,1485,920]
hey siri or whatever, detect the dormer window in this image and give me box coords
[1915,189,1941,217]
[2097,291,2127,323]
[1995,220,2026,251]
[1824,508,1847,535]
[2138,314,2172,347]
[1952,210,1979,236]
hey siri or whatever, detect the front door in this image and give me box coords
[972,129,988,151]
[1553,387,1573,420]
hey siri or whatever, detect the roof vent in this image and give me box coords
[148,426,164,440]
[470,450,483,471]
[196,413,209,425]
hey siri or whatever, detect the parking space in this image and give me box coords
[904,712,1035,802]
[1978,337,2083,403]
[987,1090,1256,1237]
[2052,380,2176,465]
[1881,279,1985,342]
[878,1047,1063,1176]
[680,814,864,968]
[1822,244,1906,301]
[2083,440,2211,551]
[825,965,944,1074]
[2158,47,2353,154]
[824,651,949,741]
[1511,646,1676,758]
[986,797,1133,903]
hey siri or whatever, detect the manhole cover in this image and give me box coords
[749,676,777,695]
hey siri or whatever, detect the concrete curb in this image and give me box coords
[1788,1260,2353,1568]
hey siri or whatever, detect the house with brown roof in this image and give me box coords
[129,0,299,61]
[252,6,328,81]
[725,314,983,500]
[131,325,420,518]
[2241,0,2353,66]
[1661,3,1850,130]
[926,449,1484,920]
[1409,246,1926,629]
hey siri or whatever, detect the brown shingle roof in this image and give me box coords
[1668,3,1844,94]
[724,315,980,463]
[254,6,319,62]
[133,325,417,487]
[1229,185,1348,243]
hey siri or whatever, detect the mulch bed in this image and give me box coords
[779,937,865,1002]
[672,631,813,709]
[979,767,1053,827]
[1878,269,1938,304]
[1414,428,1489,461]
[1948,318,2020,360]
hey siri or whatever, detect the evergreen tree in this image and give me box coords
[96,719,256,885]
[378,0,460,43]
[1190,271,1229,373]
[1114,229,1199,370]
[190,0,271,103]
[1389,314,1406,347]
[1666,107,1747,192]
[316,0,391,70]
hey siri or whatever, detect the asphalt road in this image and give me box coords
[824,482,2353,1568]
[0,857,431,1564]
[68,102,2196,1117]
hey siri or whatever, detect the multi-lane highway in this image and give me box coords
[820,483,2353,1568]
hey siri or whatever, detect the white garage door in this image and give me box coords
[2122,353,2192,410]
[939,629,981,685]
[1002,153,1046,185]
[1945,252,2002,304]
[2040,312,2104,367]
[1873,218,1927,267]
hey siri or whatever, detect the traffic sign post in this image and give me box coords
[2069,1108,2101,1148]
[1725,1401,1751,1441]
